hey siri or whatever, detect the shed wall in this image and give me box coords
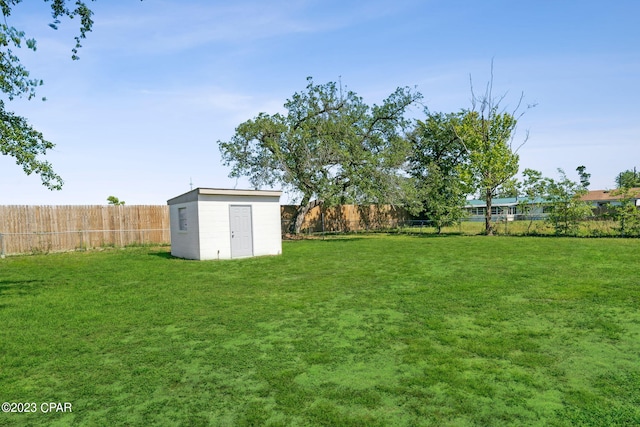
[196,194,281,260]
[169,201,200,260]
[246,198,282,257]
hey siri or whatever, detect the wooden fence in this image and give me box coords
[0,205,170,256]
[0,203,411,256]
[281,204,410,234]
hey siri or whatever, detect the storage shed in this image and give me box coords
[167,188,282,260]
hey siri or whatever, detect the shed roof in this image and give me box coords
[167,188,282,205]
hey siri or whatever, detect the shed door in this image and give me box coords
[230,205,253,258]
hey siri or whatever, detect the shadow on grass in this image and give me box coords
[285,236,370,243]
[284,232,472,241]
[395,232,468,238]
[0,279,45,300]
[147,250,179,260]
[339,231,472,239]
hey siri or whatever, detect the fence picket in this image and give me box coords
[0,205,171,255]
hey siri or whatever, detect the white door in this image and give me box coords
[229,205,253,258]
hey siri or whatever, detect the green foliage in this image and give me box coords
[545,168,593,235]
[407,112,469,232]
[615,168,640,189]
[518,168,551,233]
[493,177,520,198]
[576,165,591,189]
[44,0,95,61]
[611,187,640,237]
[459,109,520,195]
[219,77,422,233]
[0,1,95,189]
[0,103,63,189]
[107,195,125,205]
[520,169,546,198]
[456,108,520,235]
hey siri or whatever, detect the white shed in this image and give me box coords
[167,188,282,260]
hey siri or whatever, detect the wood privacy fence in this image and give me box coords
[281,204,410,234]
[0,204,410,256]
[0,205,170,256]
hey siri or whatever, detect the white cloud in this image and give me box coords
[89,0,393,54]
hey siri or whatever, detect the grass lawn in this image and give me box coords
[1,235,639,426]
[397,219,625,237]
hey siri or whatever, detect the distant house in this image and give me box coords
[465,197,518,222]
[464,188,640,222]
[580,188,640,212]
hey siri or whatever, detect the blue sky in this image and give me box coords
[1,0,638,205]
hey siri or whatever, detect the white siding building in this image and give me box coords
[167,188,282,260]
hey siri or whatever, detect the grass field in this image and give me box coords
[1,235,639,426]
[394,219,624,237]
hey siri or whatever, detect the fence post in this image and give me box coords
[0,233,5,258]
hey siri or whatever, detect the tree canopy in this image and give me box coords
[1,0,95,190]
[615,168,640,189]
[611,186,640,237]
[518,168,550,233]
[107,195,125,205]
[407,111,469,232]
[544,168,593,235]
[219,77,422,233]
[456,107,521,235]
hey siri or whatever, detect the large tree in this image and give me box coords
[219,77,422,234]
[454,70,529,235]
[407,111,469,233]
[1,0,95,190]
[456,108,521,235]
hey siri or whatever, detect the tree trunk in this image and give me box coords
[289,197,322,234]
[485,189,494,236]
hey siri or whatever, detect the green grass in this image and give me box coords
[395,219,624,237]
[1,235,639,426]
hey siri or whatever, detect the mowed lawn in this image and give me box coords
[1,236,639,426]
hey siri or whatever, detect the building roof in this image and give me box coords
[465,189,640,208]
[464,197,550,208]
[580,188,640,202]
[465,197,518,208]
